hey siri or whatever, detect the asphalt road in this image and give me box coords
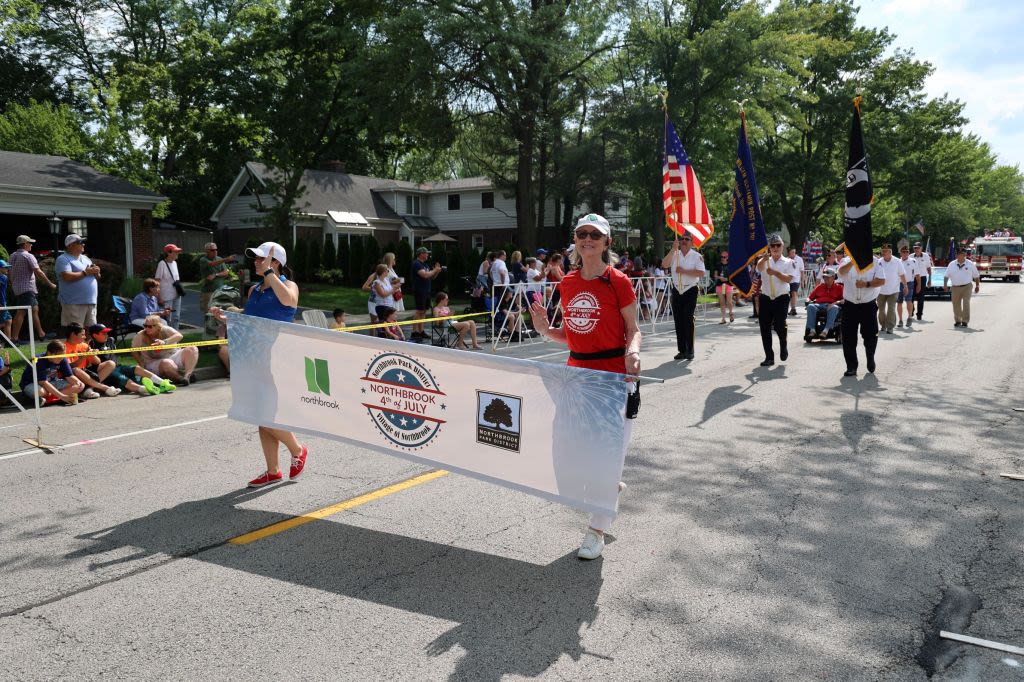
[1,285,1021,681]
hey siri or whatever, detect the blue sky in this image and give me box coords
[856,0,1024,169]
[55,2,1024,173]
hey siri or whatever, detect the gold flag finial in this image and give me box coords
[853,94,863,112]
[659,91,668,112]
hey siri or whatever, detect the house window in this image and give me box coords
[481,192,494,209]
[448,194,461,211]
[611,196,620,212]
[472,234,484,250]
[405,195,420,215]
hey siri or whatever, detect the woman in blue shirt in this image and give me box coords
[129,278,168,326]
[210,242,305,488]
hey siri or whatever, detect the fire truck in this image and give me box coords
[972,235,1022,281]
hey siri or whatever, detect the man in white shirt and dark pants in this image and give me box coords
[787,246,804,315]
[912,241,932,321]
[874,244,907,334]
[662,232,705,361]
[837,253,884,376]
[943,247,980,327]
[755,234,796,366]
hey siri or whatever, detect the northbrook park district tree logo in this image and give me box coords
[476,390,522,452]
[361,352,447,450]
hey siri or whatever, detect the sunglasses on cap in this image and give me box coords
[574,230,605,240]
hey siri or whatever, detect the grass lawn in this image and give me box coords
[5,331,222,389]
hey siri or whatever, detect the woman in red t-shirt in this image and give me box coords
[529,214,641,560]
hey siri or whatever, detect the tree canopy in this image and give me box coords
[1,0,1020,250]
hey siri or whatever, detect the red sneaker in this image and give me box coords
[289,445,308,479]
[247,470,284,488]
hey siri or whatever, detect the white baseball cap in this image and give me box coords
[65,234,86,247]
[574,213,610,235]
[245,241,287,266]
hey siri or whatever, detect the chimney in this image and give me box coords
[320,159,347,173]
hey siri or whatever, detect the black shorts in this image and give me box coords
[415,292,431,311]
[101,365,132,389]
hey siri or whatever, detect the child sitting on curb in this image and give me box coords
[20,340,85,405]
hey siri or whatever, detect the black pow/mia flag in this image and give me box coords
[843,96,874,272]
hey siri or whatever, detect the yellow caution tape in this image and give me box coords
[35,311,490,360]
[37,338,227,362]
[340,311,490,333]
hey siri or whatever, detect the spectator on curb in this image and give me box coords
[378,306,406,341]
[155,244,183,330]
[330,308,347,330]
[477,252,494,290]
[509,250,526,284]
[0,350,11,399]
[130,278,169,326]
[434,292,481,349]
[131,314,198,384]
[10,234,57,342]
[365,264,394,324]
[411,247,442,340]
[88,324,168,395]
[21,340,84,405]
[0,259,11,341]
[490,250,510,301]
[199,242,235,315]
[63,322,121,398]
[56,233,101,328]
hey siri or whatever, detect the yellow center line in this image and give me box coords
[228,469,449,545]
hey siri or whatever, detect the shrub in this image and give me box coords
[323,235,337,270]
[313,268,345,285]
[306,237,321,275]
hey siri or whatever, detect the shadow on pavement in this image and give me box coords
[65,489,603,681]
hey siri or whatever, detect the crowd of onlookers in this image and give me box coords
[0,234,222,408]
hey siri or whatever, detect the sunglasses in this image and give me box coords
[770,244,783,248]
[574,230,605,240]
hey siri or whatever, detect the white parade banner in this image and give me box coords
[226,313,630,516]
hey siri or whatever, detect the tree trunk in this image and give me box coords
[516,125,537,252]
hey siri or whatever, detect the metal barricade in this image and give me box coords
[0,306,43,450]
[491,274,709,351]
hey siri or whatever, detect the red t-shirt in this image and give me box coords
[808,281,844,304]
[559,267,637,374]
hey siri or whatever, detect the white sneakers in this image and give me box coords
[104,386,122,397]
[578,529,605,560]
[81,388,100,399]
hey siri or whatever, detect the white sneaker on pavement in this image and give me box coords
[577,528,605,560]
[82,388,100,399]
[104,386,121,397]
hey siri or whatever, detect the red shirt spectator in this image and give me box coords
[808,280,844,305]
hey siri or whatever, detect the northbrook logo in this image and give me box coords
[301,357,338,408]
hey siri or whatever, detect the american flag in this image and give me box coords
[663,119,714,247]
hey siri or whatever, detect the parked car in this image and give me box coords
[923,266,951,299]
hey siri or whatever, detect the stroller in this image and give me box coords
[460,276,492,341]
[204,285,242,340]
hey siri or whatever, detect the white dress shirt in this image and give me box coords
[944,259,980,286]
[876,256,906,295]
[838,257,884,303]
[756,255,797,300]
[669,249,706,293]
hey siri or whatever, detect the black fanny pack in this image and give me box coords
[569,347,626,361]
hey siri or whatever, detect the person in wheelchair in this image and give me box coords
[805,268,844,341]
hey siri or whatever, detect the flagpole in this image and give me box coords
[660,91,676,247]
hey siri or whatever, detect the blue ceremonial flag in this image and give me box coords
[947,237,956,263]
[727,114,767,295]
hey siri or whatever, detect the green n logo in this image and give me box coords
[304,357,330,395]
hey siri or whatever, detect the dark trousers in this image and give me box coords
[914,278,925,318]
[841,300,878,371]
[670,286,698,353]
[758,295,788,359]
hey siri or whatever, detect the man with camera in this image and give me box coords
[411,246,443,339]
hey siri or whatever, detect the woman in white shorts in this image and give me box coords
[131,314,199,384]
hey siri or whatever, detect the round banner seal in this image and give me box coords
[360,352,447,450]
[564,291,601,334]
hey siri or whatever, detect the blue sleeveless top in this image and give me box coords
[244,275,297,323]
